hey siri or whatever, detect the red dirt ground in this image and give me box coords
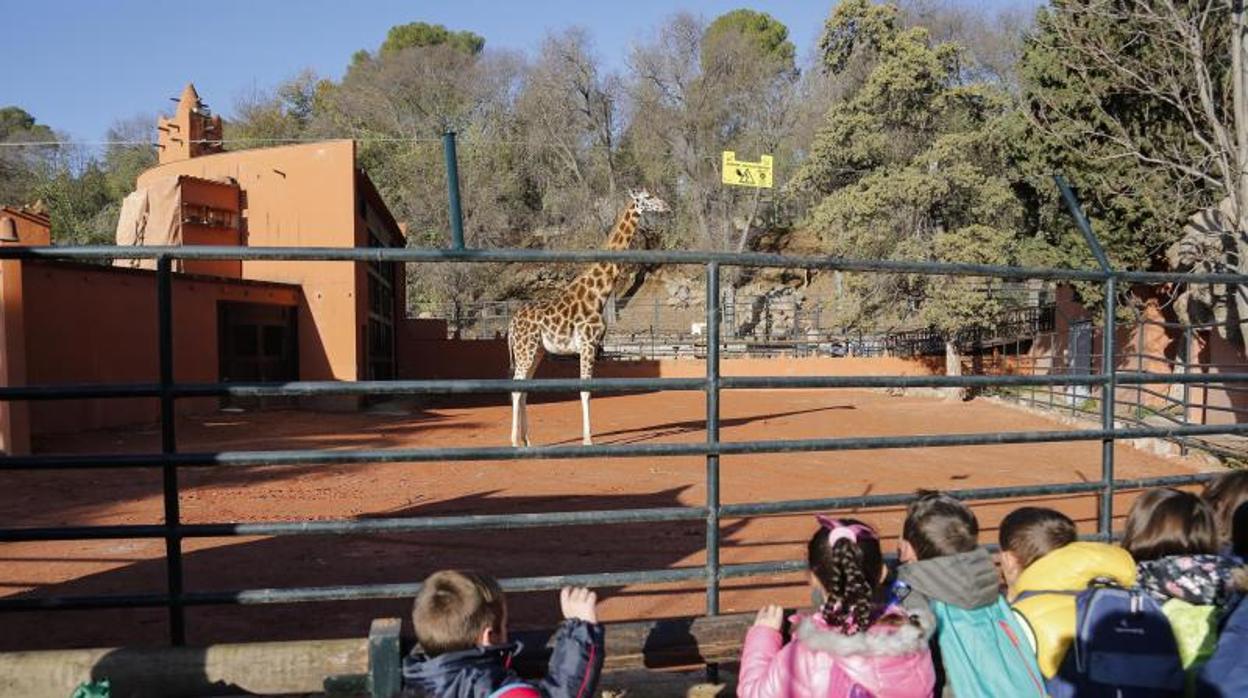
[0,389,1212,651]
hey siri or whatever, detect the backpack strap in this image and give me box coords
[487,683,541,698]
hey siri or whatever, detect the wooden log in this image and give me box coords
[0,636,368,698]
[0,611,763,697]
[511,612,756,676]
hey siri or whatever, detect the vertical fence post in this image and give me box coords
[443,131,465,250]
[705,262,721,617]
[1055,174,1117,538]
[1100,278,1118,537]
[1047,335,1056,411]
[1136,317,1145,417]
[1182,325,1192,455]
[157,256,185,644]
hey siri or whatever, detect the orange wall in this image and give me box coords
[10,260,299,441]
[0,260,30,454]
[0,209,51,246]
[137,141,359,381]
[397,321,941,383]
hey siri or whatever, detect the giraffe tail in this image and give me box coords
[506,326,515,377]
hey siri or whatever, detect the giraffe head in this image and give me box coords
[627,188,671,214]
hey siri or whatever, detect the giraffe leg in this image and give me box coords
[580,391,591,446]
[510,333,538,448]
[519,389,531,447]
[579,341,595,446]
[510,390,525,448]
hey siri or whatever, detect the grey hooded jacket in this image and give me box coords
[896,547,1000,614]
[894,547,1005,698]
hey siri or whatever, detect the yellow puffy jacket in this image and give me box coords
[1009,542,1138,678]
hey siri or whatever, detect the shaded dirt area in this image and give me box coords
[0,389,1210,651]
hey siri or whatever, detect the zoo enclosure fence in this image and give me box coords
[1,175,1246,648]
[986,311,1248,461]
[410,287,1054,360]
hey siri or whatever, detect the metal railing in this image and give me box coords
[412,292,1052,360]
[1,162,1246,648]
[990,314,1248,460]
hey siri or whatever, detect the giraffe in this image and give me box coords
[508,189,670,447]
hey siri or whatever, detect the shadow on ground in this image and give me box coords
[0,486,749,651]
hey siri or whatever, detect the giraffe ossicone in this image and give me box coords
[507,189,670,447]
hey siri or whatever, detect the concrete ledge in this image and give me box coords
[0,612,760,698]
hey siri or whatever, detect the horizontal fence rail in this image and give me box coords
[3,176,1247,646]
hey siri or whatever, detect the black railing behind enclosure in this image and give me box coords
[0,162,1241,646]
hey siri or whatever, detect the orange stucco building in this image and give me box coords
[0,84,404,454]
[0,206,51,246]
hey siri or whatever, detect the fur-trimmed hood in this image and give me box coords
[738,606,938,697]
[793,608,936,658]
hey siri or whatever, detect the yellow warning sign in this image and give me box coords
[722,151,774,188]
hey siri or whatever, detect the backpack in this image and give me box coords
[486,683,541,698]
[1019,580,1185,698]
[929,596,1046,698]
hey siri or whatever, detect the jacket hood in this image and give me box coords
[898,547,1000,609]
[1014,541,1137,596]
[401,642,520,697]
[1137,554,1238,606]
[794,607,935,657]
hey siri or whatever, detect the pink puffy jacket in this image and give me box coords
[737,608,936,698]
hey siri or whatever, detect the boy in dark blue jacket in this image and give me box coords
[400,570,604,698]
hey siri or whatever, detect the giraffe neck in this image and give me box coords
[604,203,640,251]
[566,203,641,305]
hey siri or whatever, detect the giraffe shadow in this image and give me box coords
[548,404,856,446]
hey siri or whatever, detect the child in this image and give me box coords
[1121,488,1236,674]
[997,506,1079,599]
[999,507,1137,681]
[1196,568,1248,696]
[1201,470,1248,560]
[738,516,935,698]
[400,570,604,698]
[895,491,1044,698]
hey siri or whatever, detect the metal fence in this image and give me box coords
[2,154,1247,649]
[988,313,1248,460]
[413,292,1054,360]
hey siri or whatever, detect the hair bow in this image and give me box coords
[815,514,878,547]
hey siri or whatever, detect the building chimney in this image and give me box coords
[157,83,225,165]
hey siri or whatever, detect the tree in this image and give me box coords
[797,0,1034,382]
[227,70,329,146]
[515,28,624,246]
[701,9,796,72]
[379,22,484,57]
[30,149,113,245]
[309,24,533,308]
[0,107,57,206]
[1018,0,1246,334]
[626,10,800,255]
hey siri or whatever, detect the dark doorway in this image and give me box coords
[1068,320,1093,404]
[365,230,397,381]
[218,302,298,408]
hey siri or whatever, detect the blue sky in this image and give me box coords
[1,0,1029,143]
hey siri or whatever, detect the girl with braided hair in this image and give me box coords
[738,516,936,698]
